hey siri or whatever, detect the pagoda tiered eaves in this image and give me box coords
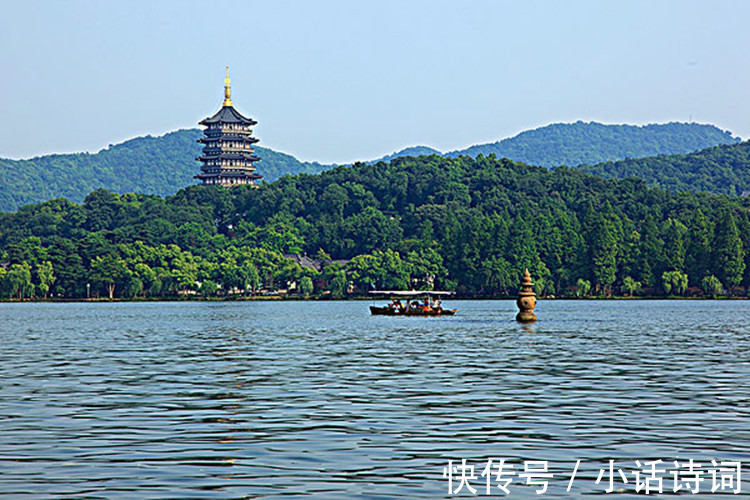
[199,105,257,126]
[195,68,263,187]
[196,153,261,162]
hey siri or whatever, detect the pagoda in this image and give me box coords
[195,67,263,186]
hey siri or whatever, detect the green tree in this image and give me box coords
[506,216,539,276]
[298,276,314,296]
[621,276,642,297]
[36,261,56,298]
[638,214,664,288]
[712,210,745,289]
[83,189,120,231]
[200,279,219,297]
[405,248,445,290]
[329,269,348,298]
[223,261,261,295]
[123,276,143,298]
[45,237,86,297]
[320,184,349,219]
[478,256,513,295]
[314,248,332,263]
[343,207,404,256]
[134,263,157,296]
[575,278,591,297]
[662,270,688,296]
[273,259,306,292]
[590,209,620,295]
[245,264,261,294]
[348,249,410,291]
[242,220,305,255]
[663,218,687,273]
[701,274,723,296]
[175,222,213,253]
[90,254,131,299]
[4,263,33,299]
[686,209,712,287]
[170,251,200,293]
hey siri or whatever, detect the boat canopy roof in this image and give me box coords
[369,290,454,297]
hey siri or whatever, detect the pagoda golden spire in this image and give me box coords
[223,66,233,107]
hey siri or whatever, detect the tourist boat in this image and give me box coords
[368,291,457,316]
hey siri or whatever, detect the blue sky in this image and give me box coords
[1,0,748,163]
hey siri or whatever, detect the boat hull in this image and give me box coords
[370,306,457,316]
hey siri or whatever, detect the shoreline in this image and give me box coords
[1,295,747,304]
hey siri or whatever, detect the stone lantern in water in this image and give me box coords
[516,268,537,323]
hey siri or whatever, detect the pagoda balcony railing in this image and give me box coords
[203,135,252,144]
[203,161,258,168]
[203,147,256,154]
[220,125,252,131]
[203,130,258,139]
[202,153,257,159]
[205,131,255,138]
[202,141,255,148]
[207,125,254,133]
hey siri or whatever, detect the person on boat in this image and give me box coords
[428,297,441,313]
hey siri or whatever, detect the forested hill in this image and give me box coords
[577,141,750,196]
[368,146,442,164]
[444,122,740,167]
[0,129,331,212]
[1,154,749,300]
[0,121,739,212]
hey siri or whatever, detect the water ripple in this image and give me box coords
[1,300,749,497]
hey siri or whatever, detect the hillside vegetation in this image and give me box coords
[578,141,750,196]
[445,121,739,167]
[379,122,739,168]
[0,130,329,212]
[1,154,748,300]
[0,122,739,211]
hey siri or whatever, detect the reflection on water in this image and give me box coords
[1,300,749,498]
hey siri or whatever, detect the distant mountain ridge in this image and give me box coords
[370,146,442,164]
[0,121,740,212]
[374,121,740,167]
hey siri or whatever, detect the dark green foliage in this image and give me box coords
[0,130,331,212]
[712,210,746,288]
[579,141,750,196]
[663,218,687,273]
[2,154,750,299]
[702,274,723,296]
[637,215,664,288]
[590,202,621,295]
[1,121,738,212]
[685,210,712,286]
[369,146,443,164]
[662,270,688,296]
[446,121,738,168]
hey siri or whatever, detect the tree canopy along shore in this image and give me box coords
[1,153,748,300]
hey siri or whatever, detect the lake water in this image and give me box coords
[1,300,749,498]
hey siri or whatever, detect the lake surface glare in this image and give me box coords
[1,300,749,498]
